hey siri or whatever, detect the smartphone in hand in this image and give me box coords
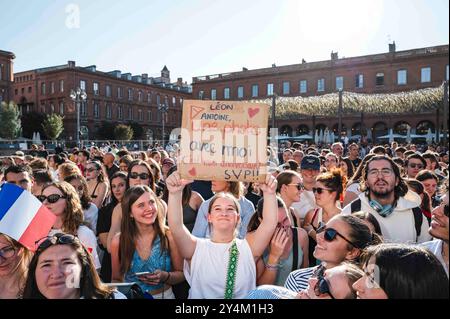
[135,271,153,276]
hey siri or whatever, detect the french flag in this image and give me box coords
[0,183,56,252]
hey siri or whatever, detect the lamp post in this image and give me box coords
[70,88,87,147]
[158,103,169,146]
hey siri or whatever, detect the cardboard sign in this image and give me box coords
[178,100,268,182]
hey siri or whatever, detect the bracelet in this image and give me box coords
[162,271,171,284]
[265,263,280,270]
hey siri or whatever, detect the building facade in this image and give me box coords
[192,43,449,143]
[12,61,192,142]
[0,50,15,104]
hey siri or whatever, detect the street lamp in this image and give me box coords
[70,88,87,147]
[158,102,169,146]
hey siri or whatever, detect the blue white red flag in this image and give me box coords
[0,183,56,251]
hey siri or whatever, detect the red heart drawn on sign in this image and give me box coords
[248,108,259,118]
[188,167,197,176]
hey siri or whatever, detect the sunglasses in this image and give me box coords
[408,163,424,169]
[86,167,98,173]
[314,273,335,299]
[312,187,332,194]
[316,223,358,248]
[35,233,78,252]
[37,194,67,204]
[0,245,16,260]
[288,183,304,190]
[129,172,150,180]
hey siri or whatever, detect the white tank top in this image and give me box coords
[184,238,256,299]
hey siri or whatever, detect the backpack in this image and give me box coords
[350,198,423,239]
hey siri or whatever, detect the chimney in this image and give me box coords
[242,67,248,71]
[389,41,396,53]
[177,77,183,85]
[68,61,76,68]
[331,51,338,60]
[272,63,276,68]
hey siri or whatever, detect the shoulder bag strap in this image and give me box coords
[291,227,299,271]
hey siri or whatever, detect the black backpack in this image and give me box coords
[350,199,424,239]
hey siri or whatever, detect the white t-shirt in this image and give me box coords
[83,203,98,233]
[292,190,316,221]
[184,238,256,299]
[49,225,101,269]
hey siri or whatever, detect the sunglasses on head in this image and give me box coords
[312,187,332,194]
[288,183,304,190]
[408,163,424,169]
[316,223,358,248]
[129,172,150,180]
[34,233,78,252]
[37,194,66,204]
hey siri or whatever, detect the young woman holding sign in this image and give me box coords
[166,171,278,299]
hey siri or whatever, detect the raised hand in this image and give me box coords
[269,226,289,259]
[259,174,277,195]
[165,171,193,194]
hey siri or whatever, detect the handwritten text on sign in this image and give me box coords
[179,100,268,182]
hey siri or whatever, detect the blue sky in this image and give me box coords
[1,0,448,84]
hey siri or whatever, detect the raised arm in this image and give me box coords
[166,171,197,260]
[247,174,278,258]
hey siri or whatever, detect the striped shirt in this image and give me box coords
[284,266,318,292]
[246,285,298,299]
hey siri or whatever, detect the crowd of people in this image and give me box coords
[0,139,448,299]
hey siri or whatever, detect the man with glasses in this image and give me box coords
[3,165,34,192]
[342,155,431,244]
[405,153,427,179]
[421,191,449,277]
[291,155,320,226]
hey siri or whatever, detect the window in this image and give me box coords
[147,92,152,103]
[81,101,87,117]
[198,90,204,99]
[237,86,244,99]
[376,73,384,86]
[421,67,431,83]
[128,88,133,101]
[59,102,64,115]
[117,87,123,99]
[28,86,32,93]
[93,82,99,95]
[128,107,133,120]
[172,96,176,106]
[147,110,152,121]
[41,83,46,94]
[118,105,123,119]
[156,94,161,106]
[15,89,18,95]
[397,70,407,85]
[138,91,142,102]
[355,74,364,88]
[80,80,86,91]
[138,109,143,121]
[211,89,217,100]
[180,98,183,106]
[317,78,325,92]
[165,95,169,107]
[224,87,230,99]
[21,88,24,94]
[106,104,112,119]
[267,83,274,96]
[447,65,449,81]
[252,84,259,97]
[106,85,111,97]
[50,82,55,94]
[50,103,55,113]
[299,80,307,93]
[94,102,99,118]
[335,76,343,91]
[0,65,2,80]
[60,80,64,92]
[282,82,290,95]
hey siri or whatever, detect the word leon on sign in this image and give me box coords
[179,100,269,182]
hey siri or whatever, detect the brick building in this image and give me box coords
[0,50,15,104]
[12,61,192,142]
[192,43,449,143]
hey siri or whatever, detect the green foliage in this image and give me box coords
[127,121,144,139]
[42,114,64,141]
[250,84,445,119]
[114,124,133,141]
[0,101,22,139]
[21,111,47,139]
